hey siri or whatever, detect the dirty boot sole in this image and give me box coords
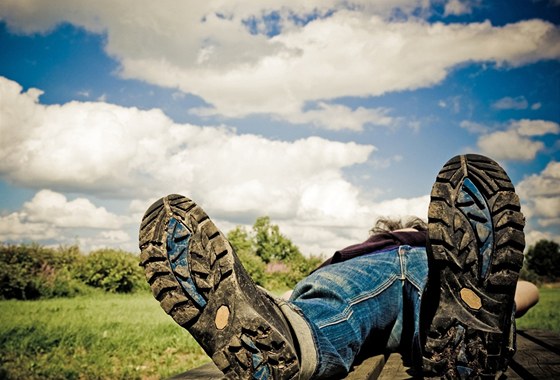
[139,194,299,379]
[422,154,525,378]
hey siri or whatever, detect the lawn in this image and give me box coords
[1,288,558,379]
[516,286,560,332]
[0,292,208,380]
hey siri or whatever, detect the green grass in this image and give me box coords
[0,292,208,380]
[1,287,558,379]
[516,287,560,333]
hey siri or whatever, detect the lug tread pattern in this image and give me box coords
[423,154,525,378]
[139,194,299,379]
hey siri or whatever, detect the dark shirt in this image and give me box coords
[316,230,427,270]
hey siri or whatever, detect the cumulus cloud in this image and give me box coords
[77,230,133,252]
[0,212,58,242]
[517,161,560,230]
[0,76,437,254]
[0,189,125,244]
[279,194,430,255]
[460,120,488,134]
[277,103,395,131]
[491,96,529,110]
[0,76,404,253]
[22,190,124,229]
[525,229,560,247]
[463,119,560,161]
[444,0,474,16]
[1,1,558,124]
[478,130,544,161]
[512,119,560,136]
[0,77,374,210]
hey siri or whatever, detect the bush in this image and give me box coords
[525,239,560,282]
[76,249,147,293]
[0,243,87,300]
[0,244,148,299]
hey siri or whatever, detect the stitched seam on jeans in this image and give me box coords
[316,274,399,329]
[403,248,427,292]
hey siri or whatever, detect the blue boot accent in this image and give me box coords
[166,217,207,308]
[457,178,494,280]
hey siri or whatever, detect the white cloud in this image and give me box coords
[460,120,488,134]
[22,190,124,229]
[439,96,463,113]
[478,130,544,161]
[444,0,474,16]
[525,230,560,248]
[0,76,396,254]
[469,119,560,161]
[0,212,57,241]
[0,189,125,246]
[512,119,560,136]
[1,2,558,123]
[276,103,395,131]
[79,230,133,252]
[0,77,375,211]
[280,194,430,255]
[517,161,560,231]
[491,96,529,110]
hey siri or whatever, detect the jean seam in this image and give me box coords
[316,274,399,329]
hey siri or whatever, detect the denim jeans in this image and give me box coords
[289,245,428,378]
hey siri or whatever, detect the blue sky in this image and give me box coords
[0,0,558,255]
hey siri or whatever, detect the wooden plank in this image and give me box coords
[519,329,560,353]
[377,353,414,380]
[508,332,560,379]
[503,366,524,379]
[170,329,560,379]
[343,353,386,380]
[168,362,223,380]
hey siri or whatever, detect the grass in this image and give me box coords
[516,286,560,333]
[1,287,558,379]
[0,292,208,380]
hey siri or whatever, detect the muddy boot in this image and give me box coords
[139,194,301,379]
[422,154,525,379]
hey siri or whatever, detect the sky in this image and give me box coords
[0,0,559,257]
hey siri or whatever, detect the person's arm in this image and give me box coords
[514,280,539,318]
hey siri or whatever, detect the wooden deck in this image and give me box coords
[171,329,560,379]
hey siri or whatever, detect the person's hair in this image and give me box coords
[369,216,427,235]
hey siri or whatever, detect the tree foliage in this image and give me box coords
[227,217,323,290]
[525,239,560,282]
[254,216,301,263]
[228,226,267,285]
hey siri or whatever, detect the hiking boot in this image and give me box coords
[139,194,300,379]
[422,154,525,378]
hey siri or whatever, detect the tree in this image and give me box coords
[525,239,560,282]
[227,218,322,289]
[227,226,266,285]
[253,216,301,263]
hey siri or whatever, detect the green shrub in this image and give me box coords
[76,249,147,293]
[0,244,86,300]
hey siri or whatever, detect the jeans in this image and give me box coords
[289,245,428,378]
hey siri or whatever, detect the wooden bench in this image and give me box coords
[170,329,560,379]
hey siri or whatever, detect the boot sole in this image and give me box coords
[423,154,525,378]
[139,194,299,379]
